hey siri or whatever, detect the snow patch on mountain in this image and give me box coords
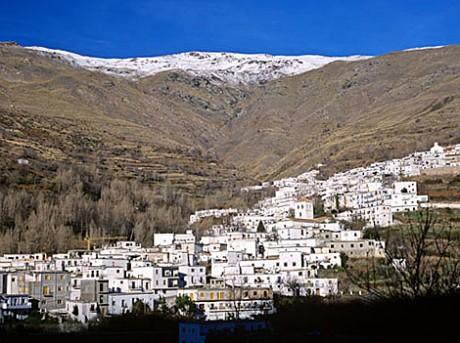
[26,46,371,84]
[404,45,445,52]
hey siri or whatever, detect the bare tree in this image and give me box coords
[346,208,460,299]
[285,277,302,297]
[229,277,242,320]
[0,165,195,254]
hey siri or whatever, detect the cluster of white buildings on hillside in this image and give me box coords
[203,143,458,231]
[0,235,278,323]
[0,217,386,324]
[1,143,458,325]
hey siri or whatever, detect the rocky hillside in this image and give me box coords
[1,42,460,190]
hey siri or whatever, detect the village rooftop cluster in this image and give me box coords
[1,143,460,325]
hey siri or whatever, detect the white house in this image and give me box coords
[293,199,314,220]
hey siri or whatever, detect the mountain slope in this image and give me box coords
[1,42,460,188]
[216,45,460,179]
[0,43,250,192]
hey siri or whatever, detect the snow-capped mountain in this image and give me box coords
[27,46,370,84]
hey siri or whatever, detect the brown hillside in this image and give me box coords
[1,43,460,188]
[217,45,460,179]
[0,44,250,193]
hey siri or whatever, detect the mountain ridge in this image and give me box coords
[26,46,370,85]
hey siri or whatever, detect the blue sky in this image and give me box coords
[0,0,459,57]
